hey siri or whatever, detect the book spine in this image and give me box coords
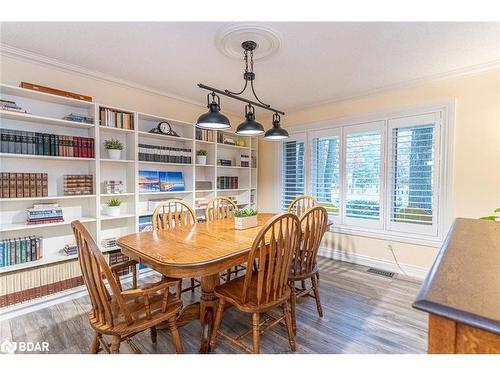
[42,173,48,196]
[14,131,22,154]
[23,173,30,197]
[16,173,23,198]
[1,173,8,198]
[29,173,36,197]
[54,135,59,157]
[0,241,4,267]
[49,134,56,156]
[43,133,50,156]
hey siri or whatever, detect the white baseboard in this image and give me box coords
[318,247,429,281]
[0,269,156,321]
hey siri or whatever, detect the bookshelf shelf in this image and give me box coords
[100,193,135,197]
[217,143,251,150]
[0,110,95,129]
[99,126,135,134]
[195,139,215,145]
[217,188,250,192]
[217,165,250,169]
[137,112,193,127]
[100,158,135,164]
[137,131,193,142]
[138,160,192,167]
[196,189,214,193]
[0,194,96,202]
[138,190,193,196]
[0,216,96,233]
[0,153,95,162]
[100,214,136,221]
[196,164,215,167]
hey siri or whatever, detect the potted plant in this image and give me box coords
[234,208,258,230]
[106,198,122,217]
[196,149,208,165]
[104,138,124,160]
[480,208,500,221]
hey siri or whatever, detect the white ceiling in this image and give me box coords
[1,22,499,115]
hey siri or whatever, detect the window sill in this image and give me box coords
[327,224,443,248]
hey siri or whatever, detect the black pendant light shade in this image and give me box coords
[196,92,231,130]
[236,104,265,135]
[264,113,289,140]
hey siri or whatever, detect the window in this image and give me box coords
[387,113,440,236]
[344,128,382,222]
[281,137,305,211]
[311,133,340,215]
[280,107,447,243]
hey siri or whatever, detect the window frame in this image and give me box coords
[278,101,454,247]
[280,132,307,212]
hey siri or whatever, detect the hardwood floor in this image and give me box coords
[0,257,428,354]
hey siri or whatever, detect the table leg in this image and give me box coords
[199,273,220,353]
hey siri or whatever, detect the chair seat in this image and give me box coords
[214,273,291,313]
[90,289,182,337]
[288,262,319,281]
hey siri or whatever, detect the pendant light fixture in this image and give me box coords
[196,92,231,130]
[197,40,288,140]
[236,104,264,135]
[264,113,289,140]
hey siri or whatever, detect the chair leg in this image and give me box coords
[301,280,306,290]
[132,264,138,289]
[168,317,184,354]
[110,336,121,354]
[252,312,260,354]
[190,278,196,293]
[225,268,231,281]
[91,332,101,354]
[289,282,297,335]
[311,274,323,318]
[283,303,297,352]
[150,326,157,343]
[210,298,225,350]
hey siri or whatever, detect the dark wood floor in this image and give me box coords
[0,258,428,354]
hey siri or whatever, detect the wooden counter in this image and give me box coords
[413,218,500,353]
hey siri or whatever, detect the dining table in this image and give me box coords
[116,212,277,353]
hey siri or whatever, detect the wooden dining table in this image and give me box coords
[116,213,277,353]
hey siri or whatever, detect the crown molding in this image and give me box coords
[295,59,500,113]
[0,43,210,110]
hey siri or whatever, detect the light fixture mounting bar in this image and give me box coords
[197,83,285,116]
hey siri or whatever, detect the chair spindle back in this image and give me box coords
[152,199,197,230]
[205,196,237,222]
[287,195,318,218]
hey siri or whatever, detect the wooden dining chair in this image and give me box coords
[71,220,184,354]
[152,199,200,294]
[287,195,318,218]
[210,213,301,354]
[288,206,328,334]
[205,196,245,281]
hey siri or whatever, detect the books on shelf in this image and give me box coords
[62,113,93,124]
[195,198,209,210]
[217,158,232,166]
[0,236,43,268]
[99,107,134,130]
[0,99,27,113]
[26,203,64,225]
[195,181,212,190]
[217,176,239,190]
[101,238,118,250]
[103,180,124,194]
[139,170,185,193]
[240,154,250,167]
[64,174,93,196]
[1,172,48,198]
[138,143,192,164]
[195,128,214,142]
[0,128,95,158]
[63,243,78,256]
[251,155,257,168]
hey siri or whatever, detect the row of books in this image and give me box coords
[1,172,48,198]
[103,180,124,194]
[64,174,93,196]
[195,180,212,190]
[27,203,64,225]
[0,236,43,268]
[62,113,94,124]
[99,107,134,129]
[195,128,215,142]
[0,129,95,158]
[138,143,192,164]
[0,99,27,113]
[217,176,239,190]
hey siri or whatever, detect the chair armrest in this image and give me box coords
[110,259,137,273]
[121,277,180,299]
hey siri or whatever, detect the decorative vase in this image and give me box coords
[196,155,207,165]
[107,205,121,217]
[234,215,257,230]
[107,149,121,160]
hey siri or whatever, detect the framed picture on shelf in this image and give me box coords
[139,170,160,192]
[159,171,185,191]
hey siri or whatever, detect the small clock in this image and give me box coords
[149,121,179,137]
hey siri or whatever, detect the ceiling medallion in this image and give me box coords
[215,22,282,61]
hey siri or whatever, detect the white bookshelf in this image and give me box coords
[0,83,259,274]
